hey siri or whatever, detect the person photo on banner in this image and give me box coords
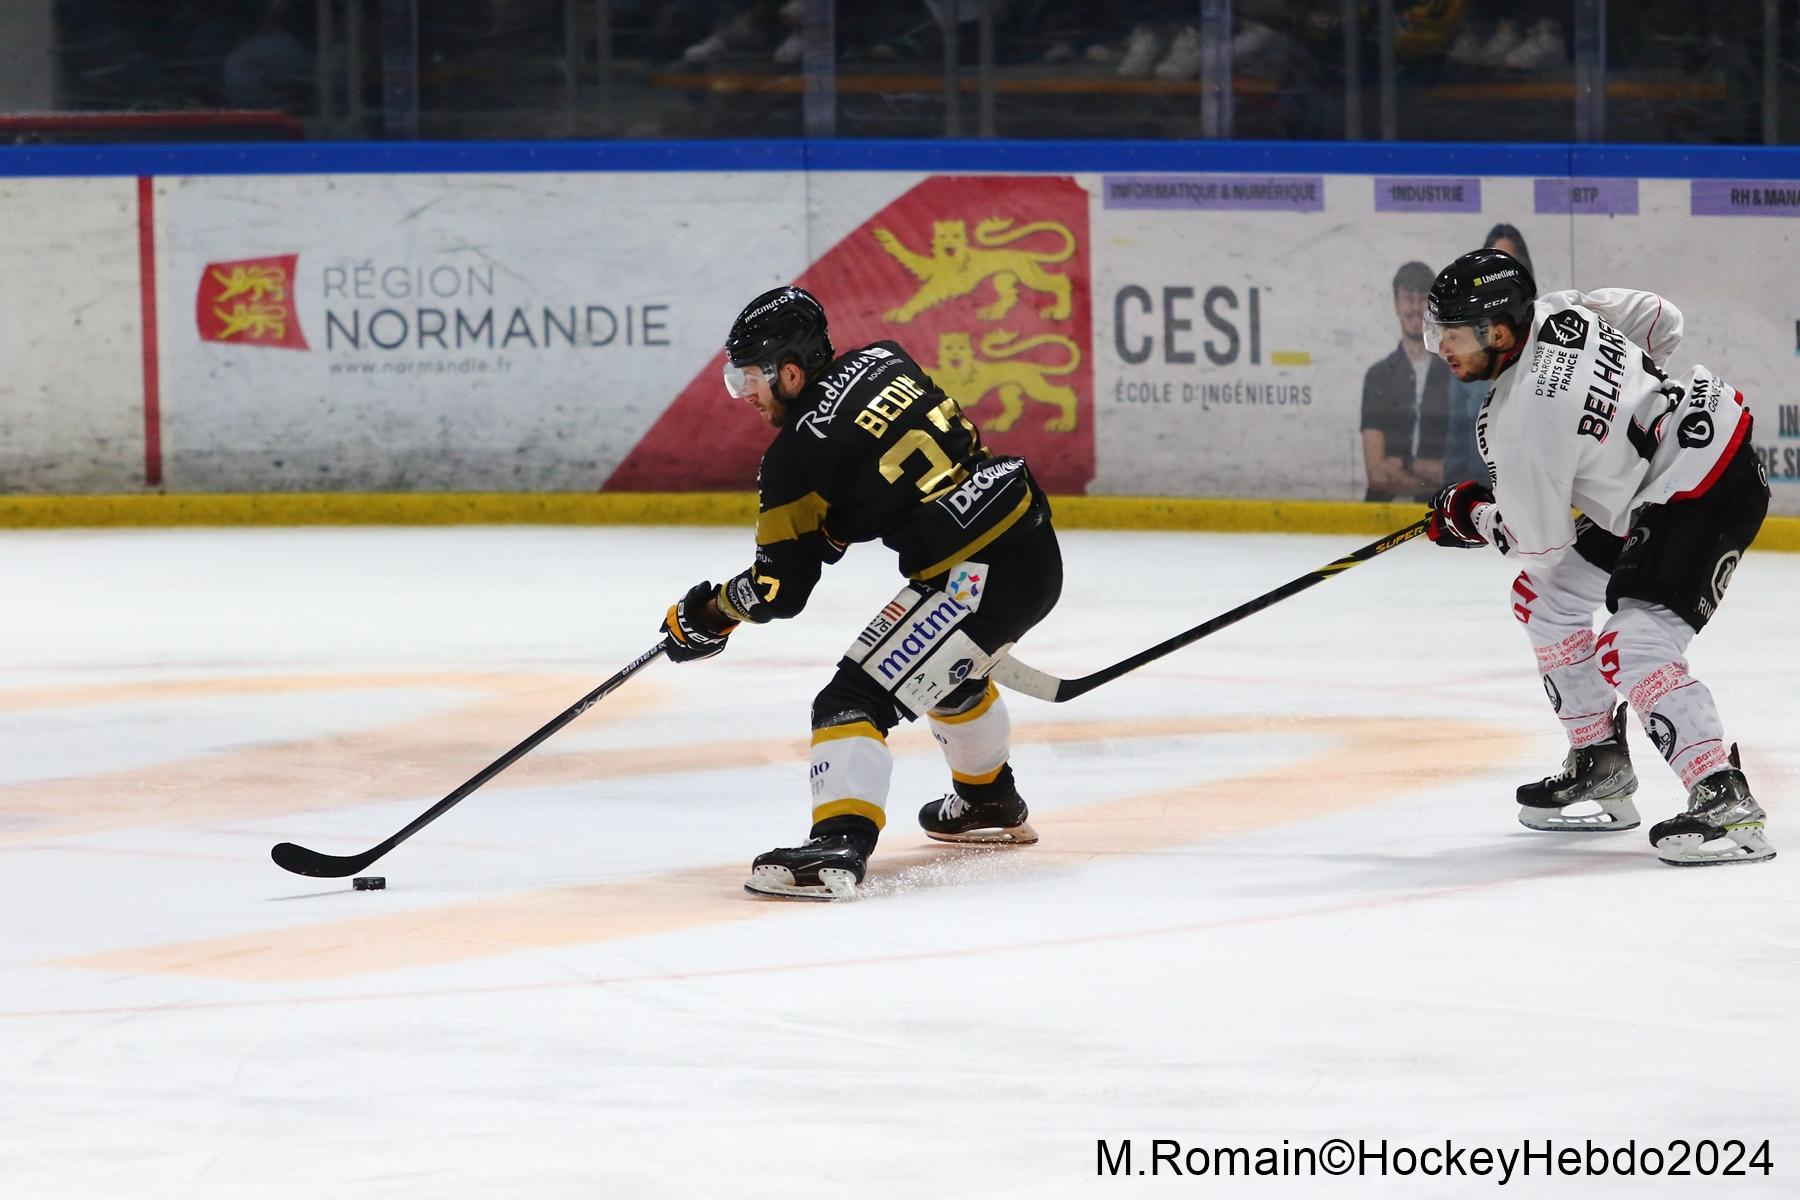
[1360,260,1450,502]
[1444,223,1535,485]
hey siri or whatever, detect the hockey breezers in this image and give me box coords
[270,642,666,878]
[990,518,1430,703]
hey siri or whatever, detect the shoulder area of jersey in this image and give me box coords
[1530,296,1599,354]
[781,342,910,443]
[810,341,912,399]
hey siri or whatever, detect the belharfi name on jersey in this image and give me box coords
[854,373,930,437]
[1576,319,1631,442]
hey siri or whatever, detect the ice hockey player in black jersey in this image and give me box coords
[658,286,1064,899]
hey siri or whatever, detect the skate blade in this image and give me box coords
[1654,828,1777,867]
[924,821,1038,846]
[1517,797,1640,833]
[743,864,860,901]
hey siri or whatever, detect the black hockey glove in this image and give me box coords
[1427,481,1495,549]
[661,581,739,664]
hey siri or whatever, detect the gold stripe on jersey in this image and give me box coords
[928,679,999,724]
[909,487,1034,582]
[918,465,972,504]
[812,797,887,829]
[755,491,831,547]
[811,720,886,745]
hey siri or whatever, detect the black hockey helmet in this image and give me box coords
[1424,248,1537,352]
[723,286,833,396]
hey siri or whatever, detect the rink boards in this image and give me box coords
[3,141,1799,517]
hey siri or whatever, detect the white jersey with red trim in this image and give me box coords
[1475,288,1750,562]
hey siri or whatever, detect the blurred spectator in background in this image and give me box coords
[1394,0,1469,62]
[680,1,794,67]
[1443,223,1535,485]
[1362,260,1450,502]
[1035,0,1128,67]
[1102,2,1198,80]
[1445,1,1566,71]
[221,1,311,110]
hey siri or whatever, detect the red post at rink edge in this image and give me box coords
[136,176,162,488]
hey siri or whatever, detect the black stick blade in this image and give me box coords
[271,841,380,878]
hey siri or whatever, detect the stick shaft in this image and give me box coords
[271,642,666,877]
[995,519,1429,703]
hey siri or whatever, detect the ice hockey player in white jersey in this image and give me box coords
[1421,248,1773,866]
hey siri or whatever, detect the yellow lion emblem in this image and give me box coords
[872,218,1074,324]
[209,264,288,304]
[932,330,1081,433]
[212,303,290,341]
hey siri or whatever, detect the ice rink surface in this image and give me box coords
[2,524,1796,1199]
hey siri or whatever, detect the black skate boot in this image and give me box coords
[919,765,1037,845]
[1516,703,1641,831]
[1649,746,1776,866]
[744,816,877,901]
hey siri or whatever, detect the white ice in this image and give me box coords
[2,525,1796,1199]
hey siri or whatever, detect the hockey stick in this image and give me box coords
[270,642,667,878]
[990,517,1430,703]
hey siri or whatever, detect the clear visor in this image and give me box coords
[1423,315,1490,357]
[722,361,770,399]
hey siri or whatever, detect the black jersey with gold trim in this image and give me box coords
[716,340,1048,624]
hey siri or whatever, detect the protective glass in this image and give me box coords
[1423,316,1489,357]
[723,361,771,399]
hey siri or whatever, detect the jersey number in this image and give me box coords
[877,398,978,498]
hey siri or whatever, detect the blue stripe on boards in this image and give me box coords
[7,138,1800,180]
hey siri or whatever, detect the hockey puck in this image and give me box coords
[353,876,386,891]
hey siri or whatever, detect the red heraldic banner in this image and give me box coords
[194,255,308,350]
[606,175,1094,494]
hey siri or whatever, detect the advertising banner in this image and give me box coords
[2,154,1797,516]
[610,173,1094,494]
[1088,171,1800,511]
[153,171,807,491]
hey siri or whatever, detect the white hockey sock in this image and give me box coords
[809,720,891,830]
[1534,630,1619,748]
[1601,603,1730,789]
[1512,559,1617,748]
[927,679,1011,786]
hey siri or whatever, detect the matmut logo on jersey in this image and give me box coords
[605,175,1093,494]
[870,594,972,685]
[195,255,308,350]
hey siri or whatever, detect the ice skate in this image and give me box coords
[919,768,1037,845]
[1649,747,1776,866]
[1516,703,1641,831]
[744,832,866,900]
